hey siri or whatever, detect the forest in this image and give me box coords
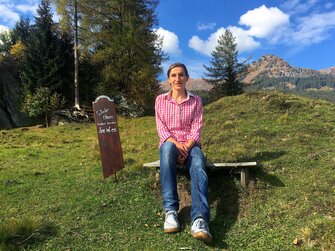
[245,76,335,103]
[0,0,164,128]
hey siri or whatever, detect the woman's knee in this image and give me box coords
[189,146,205,162]
[160,141,178,159]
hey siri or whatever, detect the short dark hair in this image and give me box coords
[167,63,189,77]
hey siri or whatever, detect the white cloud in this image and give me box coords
[281,0,319,15]
[290,10,335,45]
[197,22,216,31]
[228,26,261,52]
[189,26,260,56]
[0,4,20,26]
[188,3,335,57]
[263,1,335,48]
[188,5,289,56]
[188,35,209,55]
[0,24,9,33]
[239,5,289,38]
[16,4,38,14]
[154,27,181,55]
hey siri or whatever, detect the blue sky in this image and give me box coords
[1,0,335,79]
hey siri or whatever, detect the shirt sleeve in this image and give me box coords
[187,96,203,143]
[155,95,173,143]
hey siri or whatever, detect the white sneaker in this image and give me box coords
[191,218,212,243]
[164,210,179,233]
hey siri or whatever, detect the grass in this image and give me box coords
[0,91,334,250]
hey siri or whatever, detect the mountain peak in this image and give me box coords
[260,54,287,62]
[244,54,322,84]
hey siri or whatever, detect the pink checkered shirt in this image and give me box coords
[155,90,203,147]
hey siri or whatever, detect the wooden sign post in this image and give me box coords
[93,95,124,178]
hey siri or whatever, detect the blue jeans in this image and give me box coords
[159,141,210,223]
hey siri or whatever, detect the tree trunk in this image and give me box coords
[73,0,80,110]
[45,112,49,128]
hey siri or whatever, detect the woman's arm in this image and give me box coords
[155,96,173,143]
[187,96,203,144]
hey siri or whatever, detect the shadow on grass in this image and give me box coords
[171,170,239,249]
[253,151,286,162]
[254,165,286,187]
[251,151,286,187]
[207,173,239,249]
[153,150,286,248]
[0,218,58,250]
[207,151,286,248]
[236,151,286,187]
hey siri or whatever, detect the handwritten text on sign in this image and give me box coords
[96,110,117,134]
[93,96,124,178]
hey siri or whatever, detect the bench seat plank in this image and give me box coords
[143,160,257,187]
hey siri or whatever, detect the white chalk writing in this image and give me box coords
[96,108,109,116]
[98,126,117,134]
[103,115,114,120]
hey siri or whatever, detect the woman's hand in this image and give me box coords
[165,138,195,162]
[166,138,188,158]
[175,142,188,159]
[176,143,192,164]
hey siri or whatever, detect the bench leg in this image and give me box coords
[240,168,249,188]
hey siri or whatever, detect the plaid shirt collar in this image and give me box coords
[163,90,195,101]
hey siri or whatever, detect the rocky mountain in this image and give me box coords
[243,54,335,103]
[244,54,335,84]
[319,66,335,75]
[159,78,212,92]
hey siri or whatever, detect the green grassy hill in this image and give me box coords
[1,91,334,250]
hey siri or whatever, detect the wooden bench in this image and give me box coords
[143,160,258,188]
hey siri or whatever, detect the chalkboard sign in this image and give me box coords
[93,95,124,178]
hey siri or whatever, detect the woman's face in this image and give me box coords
[168,66,189,92]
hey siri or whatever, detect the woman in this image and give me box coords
[155,63,212,243]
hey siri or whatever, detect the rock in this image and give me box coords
[50,107,94,126]
[0,61,35,129]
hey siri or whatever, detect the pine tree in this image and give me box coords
[12,18,30,44]
[204,29,246,99]
[21,0,73,101]
[80,0,165,115]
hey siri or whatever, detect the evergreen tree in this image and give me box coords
[80,0,165,114]
[12,18,30,44]
[204,29,246,99]
[21,0,73,103]
[10,18,31,72]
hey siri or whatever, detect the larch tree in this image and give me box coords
[52,0,81,109]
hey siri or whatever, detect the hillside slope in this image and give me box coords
[0,92,334,250]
